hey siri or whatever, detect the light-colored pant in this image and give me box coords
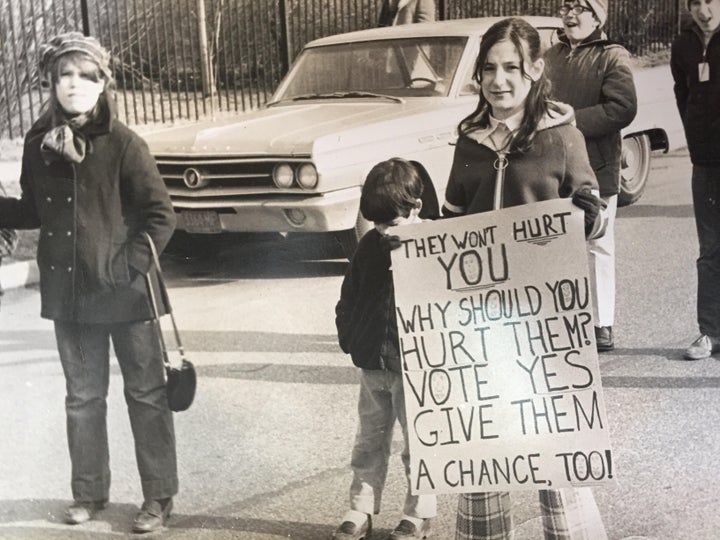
[587,195,617,327]
[349,368,437,518]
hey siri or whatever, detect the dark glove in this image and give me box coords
[380,234,401,253]
[572,187,607,238]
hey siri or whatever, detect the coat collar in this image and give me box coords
[557,27,609,49]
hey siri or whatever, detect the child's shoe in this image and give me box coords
[390,516,432,539]
[332,510,371,540]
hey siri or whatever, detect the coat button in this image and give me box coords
[47,231,53,237]
[67,266,72,272]
[66,197,72,203]
[66,231,72,236]
[50,265,55,270]
[46,196,52,203]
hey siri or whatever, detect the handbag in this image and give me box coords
[0,184,18,258]
[144,232,196,412]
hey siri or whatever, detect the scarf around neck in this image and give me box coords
[39,96,111,164]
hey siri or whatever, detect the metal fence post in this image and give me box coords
[197,0,215,115]
[80,0,90,36]
[278,0,290,75]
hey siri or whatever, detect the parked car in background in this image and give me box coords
[141,17,683,258]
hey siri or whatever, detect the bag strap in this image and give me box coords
[142,232,186,367]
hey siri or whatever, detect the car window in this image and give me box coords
[276,37,467,99]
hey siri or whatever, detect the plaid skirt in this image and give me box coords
[455,489,607,540]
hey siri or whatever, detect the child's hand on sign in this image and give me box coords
[380,234,401,253]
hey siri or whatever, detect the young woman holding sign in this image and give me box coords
[442,17,608,540]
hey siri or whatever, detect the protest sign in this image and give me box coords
[390,199,613,495]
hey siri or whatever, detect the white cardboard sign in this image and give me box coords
[390,199,614,494]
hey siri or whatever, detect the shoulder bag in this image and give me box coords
[143,232,196,412]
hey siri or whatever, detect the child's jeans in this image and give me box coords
[348,368,437,518]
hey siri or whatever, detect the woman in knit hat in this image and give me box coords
[0,32,178,533]
[545,1,638,354]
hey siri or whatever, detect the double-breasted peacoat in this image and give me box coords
[0,100,176,323]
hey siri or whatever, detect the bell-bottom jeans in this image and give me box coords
[55,319,178,503]
[348,368,437,519]
[691,165,720,338]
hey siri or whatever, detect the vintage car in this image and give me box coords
[142,17,684,258]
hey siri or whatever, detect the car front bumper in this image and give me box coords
[173,187,362,234]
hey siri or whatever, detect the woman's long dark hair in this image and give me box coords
[459,17,553,154]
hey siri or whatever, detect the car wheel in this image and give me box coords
[335,213,372,260]
[618,134,651,207]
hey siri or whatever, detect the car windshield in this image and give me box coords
[273,36,467,101]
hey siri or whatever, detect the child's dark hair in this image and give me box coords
[360,158,424,224]
[459,17,554,153]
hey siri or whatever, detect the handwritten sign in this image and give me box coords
[390,199,613,494]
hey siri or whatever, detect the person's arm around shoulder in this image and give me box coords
[574,45,638,138]
[120,131,177,275]
[561,125,608,239]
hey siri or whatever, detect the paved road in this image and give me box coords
[0,149,719,539]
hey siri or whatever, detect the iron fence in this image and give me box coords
[1,0,682,141]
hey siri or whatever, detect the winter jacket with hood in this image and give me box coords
[545,28,637,197]
[0,97,176,323]
[671,22,720,167]
[444,102,600,215]
[335,228,402,373]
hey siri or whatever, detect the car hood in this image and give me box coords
[142,100,468,157]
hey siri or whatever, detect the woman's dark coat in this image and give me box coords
[0,102,176,323]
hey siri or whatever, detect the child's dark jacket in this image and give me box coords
[335,228,402,372]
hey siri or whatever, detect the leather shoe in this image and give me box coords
[332,514,371,540]
[390,518,432,539]
[595,326,614,352]
[684,334,720,360]
[64,500,107,525]
[132,498,172,534]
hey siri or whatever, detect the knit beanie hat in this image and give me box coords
[38,32,112,86]
[586,0,608,28]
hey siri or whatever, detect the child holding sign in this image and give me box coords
[334,158,436,540]
[441,17,608,540]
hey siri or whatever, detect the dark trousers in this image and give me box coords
[691,165,720,338]
[55,319,178,502]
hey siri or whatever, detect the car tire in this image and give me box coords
[618,133,651,207]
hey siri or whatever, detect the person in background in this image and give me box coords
[544,0,638,353]
[0,32,178,533]
[378,0,435,26]
[672,0,720,360]
[441,17,608,539]
[333,158,436,540]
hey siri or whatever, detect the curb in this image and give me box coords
[1,259,39,290]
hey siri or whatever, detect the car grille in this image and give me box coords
[153,156,308,204]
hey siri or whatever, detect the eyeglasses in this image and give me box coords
[558,5,594,16]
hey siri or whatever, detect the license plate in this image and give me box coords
[182,210,221,233]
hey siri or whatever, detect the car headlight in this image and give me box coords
[273,163,294,188]
[297,163,319,189]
